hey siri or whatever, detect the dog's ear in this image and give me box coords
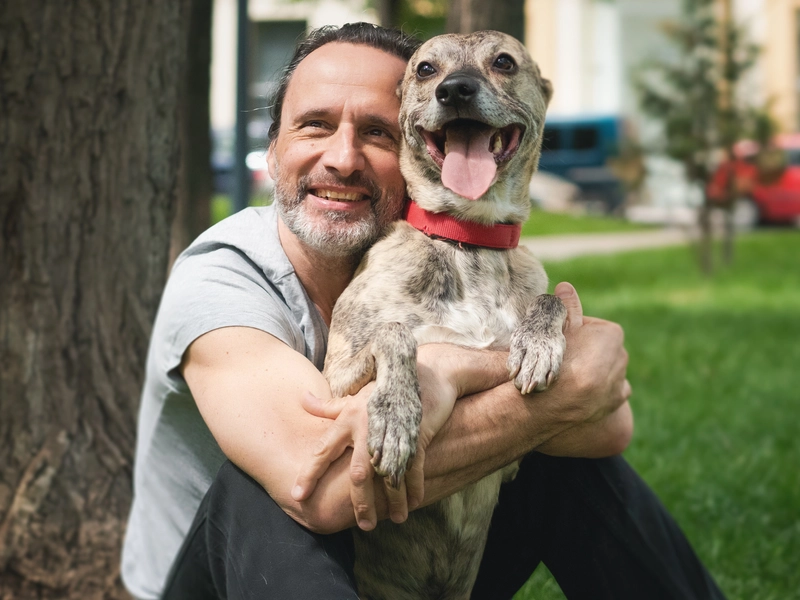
[396,77,404,101]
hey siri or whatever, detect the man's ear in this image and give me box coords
[267,142,277,179]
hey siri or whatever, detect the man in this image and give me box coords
[122,23,724,600]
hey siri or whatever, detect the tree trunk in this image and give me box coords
[377,0,403,29]
[446,0,526,42]
[170,0,214,266]
[698,202,714,275]
[722,205,735,265]
[0,1,189,598]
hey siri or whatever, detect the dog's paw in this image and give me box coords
[366,384,422,488]
[507,329,566,394]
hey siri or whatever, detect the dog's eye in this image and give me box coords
[493,54,516,72]
[416,62,437,78]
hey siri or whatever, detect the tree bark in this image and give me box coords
[722,205,735,265]
[170,0,214,266]
[698,202,714,275]
[377,0,403,29]
[446,0,526,42]
[0,1,189,597]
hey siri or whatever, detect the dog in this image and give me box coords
[323,31,566,599]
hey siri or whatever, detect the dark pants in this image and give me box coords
[161,454,726,600]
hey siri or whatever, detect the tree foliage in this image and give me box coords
[635,0,760,184]
[634,0,766,272]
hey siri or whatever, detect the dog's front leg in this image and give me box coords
[508,294,568,394]
[367,321,422,488]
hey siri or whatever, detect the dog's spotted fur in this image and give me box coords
[323,31,566,599]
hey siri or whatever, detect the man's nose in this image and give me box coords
[321,126,366,177]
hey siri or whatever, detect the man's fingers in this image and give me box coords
[301,390,346,419]
[622,378,632,400]
[350,442,377,531]
[404,448,425,511]
[554,281,584,330]
[292,424,351,501]
[384,477,409,524]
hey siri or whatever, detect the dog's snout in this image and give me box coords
[435,74,479,107]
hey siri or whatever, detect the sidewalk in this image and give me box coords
[519,228,694,261]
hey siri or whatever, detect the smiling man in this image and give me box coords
[121,23,725,600]
[268,41,407,262]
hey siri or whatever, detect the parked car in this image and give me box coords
[707,133,800,226]
[537,115,627,213]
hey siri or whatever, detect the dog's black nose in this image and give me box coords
[436,74,478,107]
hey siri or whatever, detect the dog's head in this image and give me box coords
[398,31,552,225]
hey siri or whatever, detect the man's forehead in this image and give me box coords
[286,42,406,99]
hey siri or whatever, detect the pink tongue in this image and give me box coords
[441,126,497,200]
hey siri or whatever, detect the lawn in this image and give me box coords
[514,230,800,600]
[520,207,651,237]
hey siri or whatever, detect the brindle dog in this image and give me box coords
[323,31,566,599]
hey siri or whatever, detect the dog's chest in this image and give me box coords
[414,279,521,348]
[362,227,547,349]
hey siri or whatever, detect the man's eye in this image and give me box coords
[416,62,436,78]
[493,54,516,72]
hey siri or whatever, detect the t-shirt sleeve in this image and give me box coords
[153,243,304,381]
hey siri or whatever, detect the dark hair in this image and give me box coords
[267,23,421,144]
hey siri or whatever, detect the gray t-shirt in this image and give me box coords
[121,205,328,600]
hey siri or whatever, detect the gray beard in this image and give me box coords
[273,170,404,258]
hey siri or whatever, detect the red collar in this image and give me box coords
[403,200,521,249]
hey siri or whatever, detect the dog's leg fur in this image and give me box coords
[324,336,376,398]
[508,294,568,394]
[324,321,422,486]
[367,322,422,485]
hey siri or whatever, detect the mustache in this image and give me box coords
[298,173,382,203]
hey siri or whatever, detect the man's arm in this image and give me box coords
[183,327,364,533]
[185,283,631,534]
[295,283,632,523]
[417,283,633,494]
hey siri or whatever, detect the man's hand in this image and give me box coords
[533,282,633,456]
[292,350,461,530]
[291,383,391,531]
[293,344,510,530]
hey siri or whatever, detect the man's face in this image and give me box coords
[268,42,408,257]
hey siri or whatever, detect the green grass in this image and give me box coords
[514,230,800,600]
[211,193,272,225]
[520,207,651,237]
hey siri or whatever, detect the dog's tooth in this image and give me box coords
[492,132,503,154]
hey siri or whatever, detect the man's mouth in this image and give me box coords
[417,119,524,200]
[310,188,370,202]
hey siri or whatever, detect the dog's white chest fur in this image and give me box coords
[413,282,520,349]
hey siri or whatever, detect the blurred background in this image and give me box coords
[206,0,800,228]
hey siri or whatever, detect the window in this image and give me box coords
[573,127,599,151]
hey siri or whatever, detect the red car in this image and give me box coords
[707,133,800,226]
